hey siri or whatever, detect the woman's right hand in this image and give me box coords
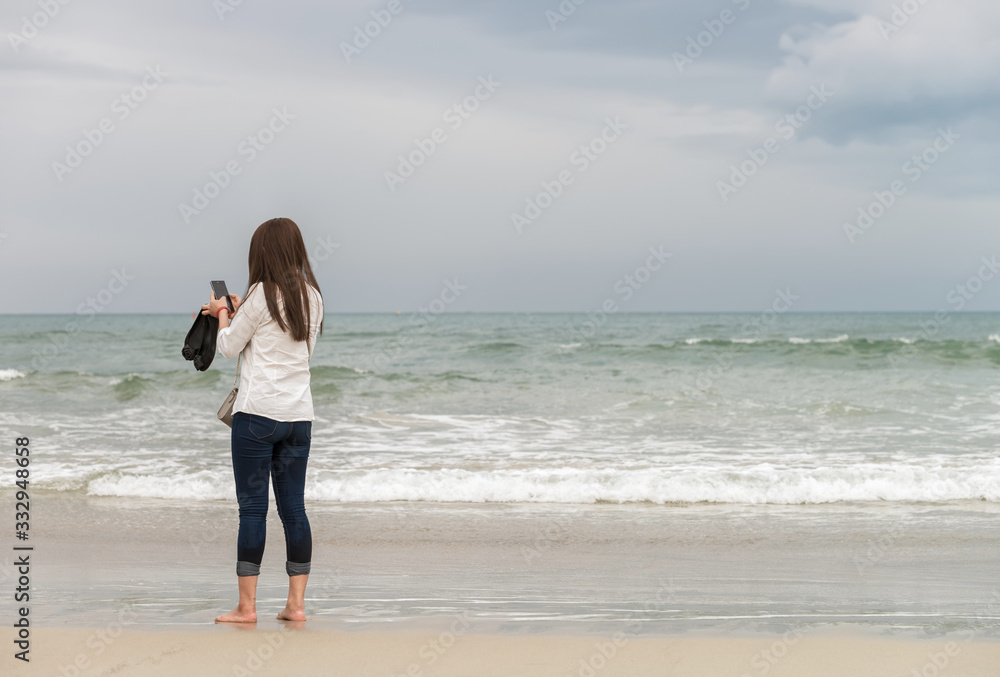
[229,294,242,314]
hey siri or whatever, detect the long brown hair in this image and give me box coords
[245,217,323,342]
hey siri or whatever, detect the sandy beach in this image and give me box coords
[5,491,1000,675]
[8,627,1000,677]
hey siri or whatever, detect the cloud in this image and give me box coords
[764,0,1000,143]
[0,0,998,312]
[405,0,848,65]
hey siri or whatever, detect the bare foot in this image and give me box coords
[277,606,306,622]
[215,607,257,623]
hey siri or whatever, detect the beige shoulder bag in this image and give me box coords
[217,353,241,428]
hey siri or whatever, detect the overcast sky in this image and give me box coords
[1,0,997,313]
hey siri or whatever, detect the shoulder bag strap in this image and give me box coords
[233,353,242,390]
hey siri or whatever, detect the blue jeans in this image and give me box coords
[230,412,312,577]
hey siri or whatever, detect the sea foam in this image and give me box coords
[83,460,1000,505]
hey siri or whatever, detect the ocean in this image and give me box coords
[4,312,1000,505]
[3,312,1000,634]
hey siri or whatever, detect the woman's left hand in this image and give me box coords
[201,292,231,317]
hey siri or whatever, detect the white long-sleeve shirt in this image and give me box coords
[217,282,323,422]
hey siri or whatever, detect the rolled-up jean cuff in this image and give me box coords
[237,560,261,577]
[286,560,311,576]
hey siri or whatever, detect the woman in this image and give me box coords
[202,217,324,624]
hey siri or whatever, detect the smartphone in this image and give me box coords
[210,280,235,313]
